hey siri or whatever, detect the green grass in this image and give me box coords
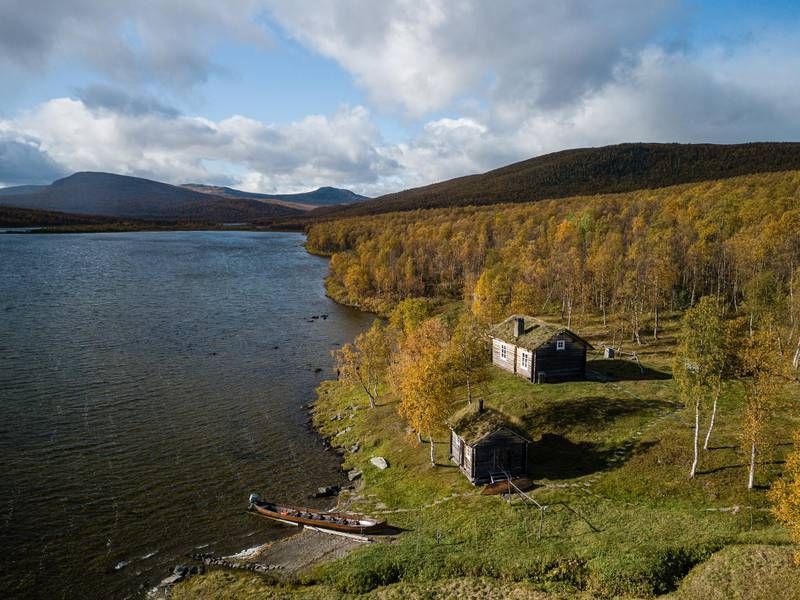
[177,314,800,598]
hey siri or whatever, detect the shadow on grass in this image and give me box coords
[376,399,400,408]
[589,359,672,381]
[522,396,677,432]
[696,463,746,475]
[527,433,657,479]
[374,525,411,536]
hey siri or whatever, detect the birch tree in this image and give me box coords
[391,318,452,465]
[703,317,740,450]
[443,311,489,404]
[673,296,729,478]
[769,430,800,564]
[739,325,784,489]
[334,321,392,409]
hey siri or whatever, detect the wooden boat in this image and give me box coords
[248,494,386,533]
[481,477,535,496]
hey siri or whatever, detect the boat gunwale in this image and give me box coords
[249,500,386,532]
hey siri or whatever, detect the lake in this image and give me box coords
[0,231,372,599]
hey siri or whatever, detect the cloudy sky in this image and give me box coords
[1,0,799,194]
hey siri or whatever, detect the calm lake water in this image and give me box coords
[0,231,372,599]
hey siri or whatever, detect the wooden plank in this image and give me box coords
[304,525,372,543]
[491,338,516,373]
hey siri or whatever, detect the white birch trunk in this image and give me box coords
[793,335,800,370]
[747,441,757,489]
[601,294,607,328]
[429,431,435,466]
[690,398,700,478]
[703,383,720,451]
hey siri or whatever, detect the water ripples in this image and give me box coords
[0,231,372,599]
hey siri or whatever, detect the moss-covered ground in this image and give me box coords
[175,315,800,598]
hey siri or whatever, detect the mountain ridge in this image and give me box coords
[0,172,363,222]
[182,184,367,209]
[308,142,800,219]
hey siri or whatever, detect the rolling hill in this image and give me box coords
[182,184,367,209]
[310,142,800,218]
[0,172,304,222]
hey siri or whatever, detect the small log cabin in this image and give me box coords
[490,315,593,383]
[448,400,531,484]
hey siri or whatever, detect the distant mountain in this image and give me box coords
[0,172,303,222]
[311,142,800,218]
[182,184,368,209]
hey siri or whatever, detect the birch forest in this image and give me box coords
[307,170,800,367]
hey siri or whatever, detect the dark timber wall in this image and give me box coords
[450,428,529,484]
[491,331,587,383]
[533,333,587,382]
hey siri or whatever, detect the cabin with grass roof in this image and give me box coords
[490,315,592,383]
[448,400,531,484]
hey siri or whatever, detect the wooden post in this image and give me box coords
[538,507,546,539]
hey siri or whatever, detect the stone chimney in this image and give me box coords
[513,317,524,337]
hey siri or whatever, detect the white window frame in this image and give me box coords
[521,351,529,369]
[556,339,566,351]
[500,343,508,360]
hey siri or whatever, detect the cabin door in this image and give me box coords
[494,448,512,472]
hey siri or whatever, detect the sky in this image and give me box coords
[1,0,800,195]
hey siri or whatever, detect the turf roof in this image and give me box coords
[447,403,531,445]
[489,314,592,350]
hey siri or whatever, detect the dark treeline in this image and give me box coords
[0,205,121,227]
[311,142,800,219]
[307,170,800,364]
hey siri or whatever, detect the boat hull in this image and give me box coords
[249,500,386,533]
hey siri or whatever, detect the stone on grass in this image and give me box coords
[370,456,389,470]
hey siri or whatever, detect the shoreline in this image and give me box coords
[1,223,306,234]
[156,382,373,597]
[163,269,376,596]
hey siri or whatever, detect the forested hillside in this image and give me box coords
[0,205,122,227]
[311,142,800,218]
[307,170,800,361]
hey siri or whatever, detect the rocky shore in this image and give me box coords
[161,388,377,597]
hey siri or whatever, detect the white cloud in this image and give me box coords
[384,37,800,189]
[0,0,271,88]
[265,0,675,116]
[1,98,398,194]
[2,3,800,196]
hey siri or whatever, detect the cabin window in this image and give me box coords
[500,344,508,359]
[521,351,529,369]
[556,339,566,351]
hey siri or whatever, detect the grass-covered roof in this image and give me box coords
[489,314,592,350]
[447,403,530,445]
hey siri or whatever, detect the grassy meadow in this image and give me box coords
[176,314,800,598]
